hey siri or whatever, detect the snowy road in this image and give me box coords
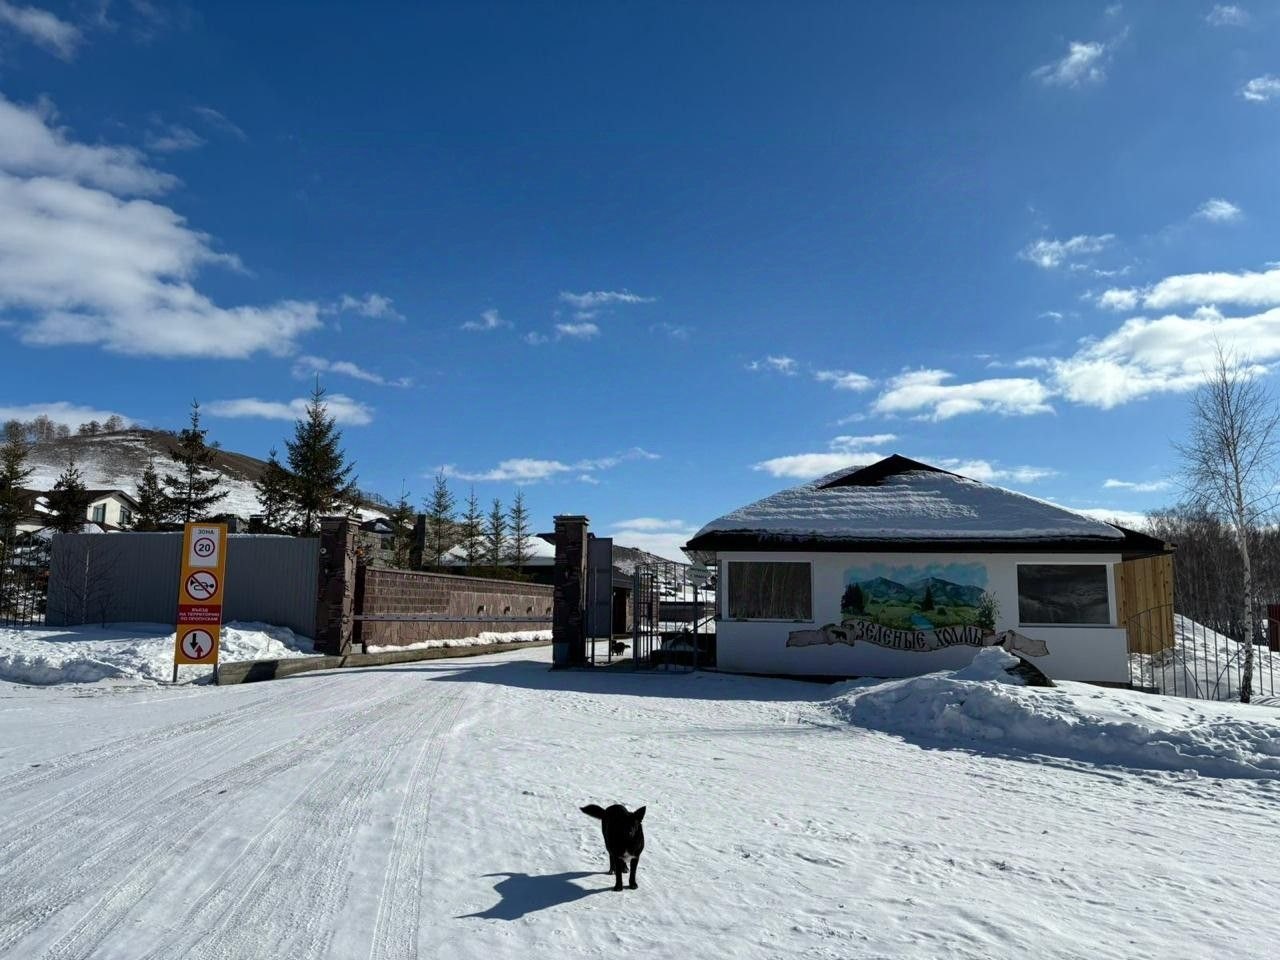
[1,648,1278,959]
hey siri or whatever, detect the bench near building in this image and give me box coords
[684,455,1172,684]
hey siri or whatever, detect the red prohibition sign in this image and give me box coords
[181,629,214,661]
[193,537,217,559]
[185,570,218,601]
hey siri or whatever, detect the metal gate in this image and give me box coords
[630,559,715,671]
[0,534,51,627]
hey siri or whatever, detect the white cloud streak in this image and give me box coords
[0,94,323,358]
[0,1,81,59]
[558,290,655,309]
[207,394,373,426]
[1019,234,1114,269]
[1032,40,1108,88]
[747,355,798,375]
[752,435,896,479]
[555,321,599,339]
[814,369,874,391]
[1241,75,1280,102]
[1194,198,1242,222]
[461,308,509,332]
[1207,5,1250,26]
[0,401,133,428]
[144,124,205,154]
[441,447,658,484]
[1103,478,1172,493]
[872,369,1054,420]
[339,292,403,321]
[291,355,411,387]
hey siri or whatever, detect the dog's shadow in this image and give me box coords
[459,871,610,921]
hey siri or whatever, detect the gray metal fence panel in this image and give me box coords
[46,533,318,637]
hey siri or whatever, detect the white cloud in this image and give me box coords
[555,321,599,339]
[1019,234,1114,269]
[461,308,509,332]
[609,518,698,561]
[752,434,896,479]
[0,401,132,428]
[0,94,323,359]
[0,1,81,59]
[291,355,411,388]
[872,369,1054,420]
[1194,198,1242,222]
[191,106,247,141]
[1142,264,1280,310]
[558,290,655,309]
[1207,5,1250,26]
[1097,288,1139,311]
[814,369,874,391]
[651,322,691,340]
[1103,478,1172,493]
[1241,75,1280,102]
[441,447,658,484]
[207,394,373,426]
[747,355,798,375]
[339,292,403,322]
[932,459,1055,485]
[144,124,204,154]
[522,331,549,345]
[0,94,176,195]
[1069,507,1151,528]
[1032,40,1108,88]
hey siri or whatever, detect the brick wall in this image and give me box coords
[355,566,553,647]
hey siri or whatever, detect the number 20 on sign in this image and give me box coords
[173,522,228,681]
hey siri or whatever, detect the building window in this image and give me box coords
[726,561,812,621]
[1017,564,1110,625]
[119,506,133,525]
[91,504,106,524]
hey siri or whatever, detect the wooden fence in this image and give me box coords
[1116,553,1175,654]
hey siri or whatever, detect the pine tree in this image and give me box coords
[47,459,91,533]
[133,456,172,531]
[506,489,532,574]
[422,471,457,569]
[921,584,935,612]
[389,484,415,569]
[0,423,34,545]
[253,447,293,532]
[459,487,483,571]
[484,497,508,573]
[162,401,228,523]
[284,382,359,534]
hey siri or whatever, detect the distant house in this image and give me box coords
[13,488,140,535]
[684,455,1172,684]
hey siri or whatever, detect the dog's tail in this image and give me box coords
[580,804,606,819]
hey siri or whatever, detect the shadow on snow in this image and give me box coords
[459,871,611,920]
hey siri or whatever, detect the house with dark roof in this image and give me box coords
[684,455,1173,683]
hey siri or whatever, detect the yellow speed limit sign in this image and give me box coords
[173,523,227,674]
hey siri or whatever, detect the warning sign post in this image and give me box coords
[173,522,227,681]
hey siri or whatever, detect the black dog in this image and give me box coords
[580,804,645,891]
[610,640,629,656]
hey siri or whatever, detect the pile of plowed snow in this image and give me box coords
[365,629,550,654]
[826,647,1280,780]
[0,622,315,686]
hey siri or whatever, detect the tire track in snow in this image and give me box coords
[0,681,411,957]
[132,689,465,960]
[367,689,470,960]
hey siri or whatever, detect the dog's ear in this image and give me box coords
[580,804,606,819]
[632,806,646,822]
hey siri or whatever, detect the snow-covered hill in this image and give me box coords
[22,429,385,521]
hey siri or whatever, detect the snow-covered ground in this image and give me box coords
[1130,615,1280,704]
[0,622,314,685]
[365,629,551,654]
[1,649,1278,959]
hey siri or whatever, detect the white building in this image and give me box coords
[684,456,1172,684]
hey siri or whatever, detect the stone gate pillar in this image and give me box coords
[552,515,589,667]
[315,517,357,655]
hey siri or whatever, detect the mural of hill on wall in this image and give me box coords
[840,562,992,632]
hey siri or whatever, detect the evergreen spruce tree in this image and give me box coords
[506,489,532,574]
[921,584,935,612]
[389,484,415,569]
[484,497,508,574]
[162,401,227,523]
[284,383,359,534]
[422,471,457,569]
[253,447,293,532]
[0,423,34,546]
[133,456,173,531]
[47,459,91,533]
[459,487,483,571]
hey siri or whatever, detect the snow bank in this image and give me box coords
[365,629,550,654]
[827,647,1280,780]
[0,621,315,686]
[1130,614,1280,703]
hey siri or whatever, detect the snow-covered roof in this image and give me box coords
[687,455,1166,552]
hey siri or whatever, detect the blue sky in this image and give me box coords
[1,2,1279,558]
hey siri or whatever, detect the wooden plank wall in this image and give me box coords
[1116,554,1175,654]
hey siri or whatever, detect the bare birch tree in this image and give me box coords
[1175,344,1280,703]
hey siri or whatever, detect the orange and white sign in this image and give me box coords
[174,522,227,667]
